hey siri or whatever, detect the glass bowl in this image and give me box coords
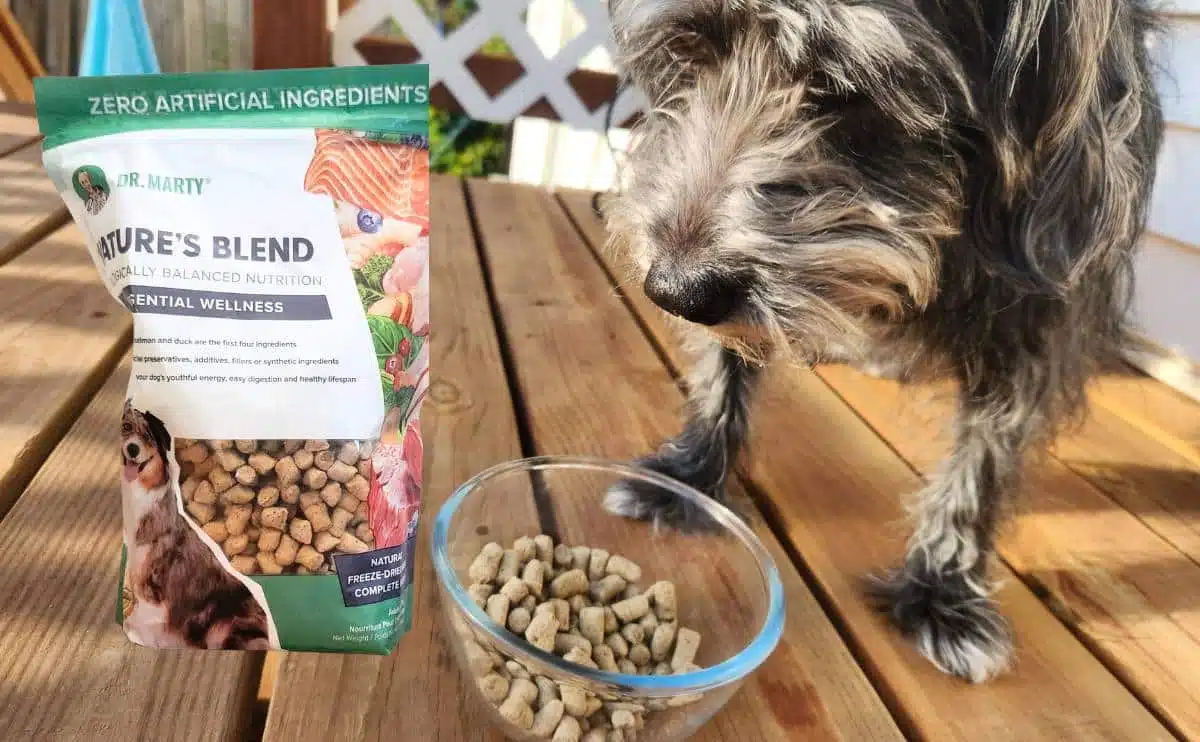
[432,456,786,741]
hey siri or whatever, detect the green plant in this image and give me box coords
[429,107,508,178]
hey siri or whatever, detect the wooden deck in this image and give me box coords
[2,103,1200,741]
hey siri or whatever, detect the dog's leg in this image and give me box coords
[606,340,759,530]
[872,377,1044,682]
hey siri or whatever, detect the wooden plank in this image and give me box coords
[0,224,131,519]
[1048,400,1200,564]
[0,101,39,154]
[1089,366,1200,458]
[474,180,905,742]
[815,363,1200,738]
[0,356,263,741]
[253,0,330,70]
[0,4,44,102]
[558,189,1176,741]
[263,175,534,741]
[0,140,72,266]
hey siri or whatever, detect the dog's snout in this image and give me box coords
[125,442,141,459]
[643,263,742,326]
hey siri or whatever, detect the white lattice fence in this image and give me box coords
[331,0,644,132]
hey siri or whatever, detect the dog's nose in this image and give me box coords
[643,263,742,326]
[125,442,140,459]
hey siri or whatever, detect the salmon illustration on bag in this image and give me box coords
[34,65,430,655]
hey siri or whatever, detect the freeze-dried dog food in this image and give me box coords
[36,65,430,654]
[458,536,706,739]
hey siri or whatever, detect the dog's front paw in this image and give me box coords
[868,564,1013,683]
[604,449,727,533]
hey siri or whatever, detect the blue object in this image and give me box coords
[79,0,160,76]
[357,209,383,234]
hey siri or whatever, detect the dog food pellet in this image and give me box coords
[579,606,606,646]
[648,581,677,621]
[611,595,650,623]
[535,675,559,707]
[532,699,566,737]
[175,439,376,575]
[670,627,701,672]
[638,612,658,634]
[555,632,593,655]
[604,632,629,658]
[628,644,651,667]
[564,645,599,670]
[593,644,619,672]
[497,550,522,584]
[486,594,511,626]
[553,544,574,567]
[550,569,589,599]
[463,536,707,738]
[587,549,609,581]
[480,673,511,703]
[499,695,535,731]
[525,612,559,652]
[590,574,626,604]
[620,623,644,646]
[523,559,546,597]
[651,622,677,662]
[500,576,531,604]
[553,715,583,742]
[605,555,642,583]
[508,606,533,634]
[506,659,532,680]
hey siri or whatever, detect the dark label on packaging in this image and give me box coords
[333,538,415,608]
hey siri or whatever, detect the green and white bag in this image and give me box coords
[35,65,430,654]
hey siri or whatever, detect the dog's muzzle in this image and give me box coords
[643,262,744,326]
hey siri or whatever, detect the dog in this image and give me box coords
[602,0,1164,682]
[121,401,271,650]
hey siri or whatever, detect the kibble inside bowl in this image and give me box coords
[433,457,786,742]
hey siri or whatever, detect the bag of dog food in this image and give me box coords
[34,65,430,654]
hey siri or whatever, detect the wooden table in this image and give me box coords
[3,103,1200,741]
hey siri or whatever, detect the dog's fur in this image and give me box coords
[121,402,271,650]
[603,0,1164,682]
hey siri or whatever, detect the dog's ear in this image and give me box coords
[609,0,731,103]
[975,0,1161,297]
[143,410,173,456]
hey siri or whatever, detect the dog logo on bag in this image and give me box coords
[72,165,110,215]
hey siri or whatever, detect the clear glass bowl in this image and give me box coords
[433,456,786,741]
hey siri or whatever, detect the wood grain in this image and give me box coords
[0,224,130,519]
[817,363,1200,738]
[263,176,531,741]
[1088,367,1200,457]
[0,139,70,267]
[0,357,262,742]
[558,189,1176,741]
[1047,402,1200,565]
[0,4,42,103]
[474,180,904,742]
[253,0,329,70]
[0,104,38,155]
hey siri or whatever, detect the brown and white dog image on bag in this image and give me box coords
[120,401,273,650]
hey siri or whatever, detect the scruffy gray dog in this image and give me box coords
[602,0,1164,683]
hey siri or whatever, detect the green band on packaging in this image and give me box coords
[35,65,430,149]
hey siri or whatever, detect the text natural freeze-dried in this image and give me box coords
[34,65,430,654]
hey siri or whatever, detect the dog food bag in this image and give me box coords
[34,65,430,654]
